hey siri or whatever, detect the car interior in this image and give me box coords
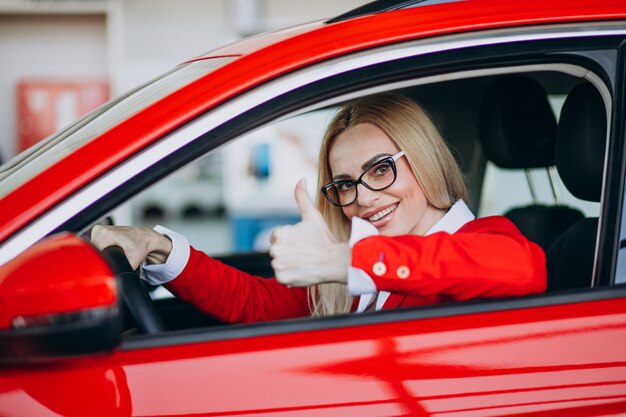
[108,68,607,334]
[408,74,606,293]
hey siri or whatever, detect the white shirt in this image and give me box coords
[143,200,475,312]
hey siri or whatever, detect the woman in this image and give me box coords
[92,93,546,322]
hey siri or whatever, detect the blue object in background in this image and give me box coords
[251,143,271,179]
[231,215,300,252]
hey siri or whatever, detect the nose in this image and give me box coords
[355,183,379,207]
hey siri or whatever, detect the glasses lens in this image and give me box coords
[322,157,399,207]
[325,180,356,206]
[362,159,396,190]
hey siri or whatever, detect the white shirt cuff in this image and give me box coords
[348,267,378,294]
[142,225,190,285]
[347,217,378,296]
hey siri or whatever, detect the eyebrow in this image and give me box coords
[332,153,392,180]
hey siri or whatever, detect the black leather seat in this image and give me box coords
[547,83,607,291]
[480,76,584,251]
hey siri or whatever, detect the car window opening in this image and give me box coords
[105,68,610,337]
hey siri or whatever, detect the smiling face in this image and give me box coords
[328,122,446,236]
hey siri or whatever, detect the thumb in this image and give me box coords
[294,178,321,221]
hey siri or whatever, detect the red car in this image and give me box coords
[1,0,626,415]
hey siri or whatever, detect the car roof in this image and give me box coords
[1,0,625,245]
[194,0,626,59]
[326,0,465,24]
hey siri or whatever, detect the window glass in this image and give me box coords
[0,58,234,196]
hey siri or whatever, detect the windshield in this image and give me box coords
[0,57,235,197]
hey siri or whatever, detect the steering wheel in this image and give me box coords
[101,246,167,334]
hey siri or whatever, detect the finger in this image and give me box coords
[269,225,288,245]
[269,225,286,244]
[293,178,321,221]
[126,252,144,271]
[90,225,117,250]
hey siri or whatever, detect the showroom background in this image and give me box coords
[0,0,367,162]
[0,0,369,257]
[0,0,597,258]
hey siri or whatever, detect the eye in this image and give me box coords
[336,181,355,193]
[373,161,392,177]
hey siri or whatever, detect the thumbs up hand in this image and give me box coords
[269,178,351,287]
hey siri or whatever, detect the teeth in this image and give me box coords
[368,204,397,222]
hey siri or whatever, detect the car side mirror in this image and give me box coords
[0,233,121,364]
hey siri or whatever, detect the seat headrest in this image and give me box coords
[480,76,557,169]
[555,83,607,202]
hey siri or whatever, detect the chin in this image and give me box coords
[378,223,403,237]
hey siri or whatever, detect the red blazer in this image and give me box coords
[166,216,546,324]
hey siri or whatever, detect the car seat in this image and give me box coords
[479,76,584,251]
[546,82,607,291]
[406,80,487,213]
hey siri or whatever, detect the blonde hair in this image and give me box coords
[308,93,467,317]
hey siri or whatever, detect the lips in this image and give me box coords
[366,204,398,222]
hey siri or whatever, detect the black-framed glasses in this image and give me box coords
[321,151,405,207]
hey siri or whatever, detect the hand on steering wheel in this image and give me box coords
[101,246,167,334]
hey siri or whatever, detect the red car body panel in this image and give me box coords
[1,0,626,243]
[1,296,625,416]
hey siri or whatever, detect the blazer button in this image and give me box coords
[372,262,387,276]
[397,266,410,279]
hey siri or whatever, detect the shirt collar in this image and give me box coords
[425,200,475,236]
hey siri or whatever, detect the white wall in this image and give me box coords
[0,0,369,163]
[110,0,230,93]
[0,14,107,160]
[263,0,367,28]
